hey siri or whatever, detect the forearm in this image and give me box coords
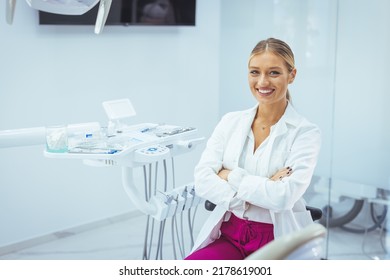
[194,165,237,211]
[219,166,295,211]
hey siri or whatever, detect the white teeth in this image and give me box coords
[258,89,273,94]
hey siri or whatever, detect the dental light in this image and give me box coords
[6,0,112,34]
[25,0,100,15]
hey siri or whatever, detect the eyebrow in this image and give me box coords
[248,65,284,70]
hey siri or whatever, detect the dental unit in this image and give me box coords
[0,98,205,259]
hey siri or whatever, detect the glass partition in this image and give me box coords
[220,0,390,259]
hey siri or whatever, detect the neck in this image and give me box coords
[255,100,288,123]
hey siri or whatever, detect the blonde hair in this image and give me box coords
[249,38,295,101]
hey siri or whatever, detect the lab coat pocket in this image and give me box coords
[273,210,313,238]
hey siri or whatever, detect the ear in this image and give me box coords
[288,68,297,84]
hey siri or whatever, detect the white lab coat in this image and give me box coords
[191,102,321,253]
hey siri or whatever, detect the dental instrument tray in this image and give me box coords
[44,123,200,166]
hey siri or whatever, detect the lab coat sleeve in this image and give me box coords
[194,114,243,211]
[235,125,321,211]
[227,167,248,189]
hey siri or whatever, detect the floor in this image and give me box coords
[0,207,389,260]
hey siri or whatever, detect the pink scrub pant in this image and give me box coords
[185,213,274,260]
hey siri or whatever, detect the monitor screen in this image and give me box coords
[39,0,196,26]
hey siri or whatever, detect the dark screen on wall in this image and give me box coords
[39,0,196,26]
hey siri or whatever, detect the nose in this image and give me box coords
[257,74,269,86]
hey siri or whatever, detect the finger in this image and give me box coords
[278,168,293,180]
[283,167,293,175]
[270,167,293,181]
[278,168,291,176]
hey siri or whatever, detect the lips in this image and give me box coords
[257,88,275,97]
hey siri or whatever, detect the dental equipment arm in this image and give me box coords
[122,166,157,216]
[0,127,46,148]
[176,137,205,149]
[94,0,112,34]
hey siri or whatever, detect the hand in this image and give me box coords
[270,166,293,181]
[217,168,231,181]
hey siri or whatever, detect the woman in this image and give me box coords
[185,38,321,260]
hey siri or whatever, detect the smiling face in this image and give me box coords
[248,51,296,106]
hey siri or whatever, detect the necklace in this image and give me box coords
[258,119,278,130]
[254,112,281,131]
[260,123,275,130]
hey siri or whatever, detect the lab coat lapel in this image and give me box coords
[230,106,257,168]
[267,102,300,148]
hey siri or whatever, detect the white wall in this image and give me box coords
[0,0,221,247]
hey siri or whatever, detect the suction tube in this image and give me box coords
[122,166,157,216]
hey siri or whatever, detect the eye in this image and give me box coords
[270,71,281,76]
[249,70,259,76]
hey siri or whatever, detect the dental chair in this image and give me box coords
[205,200,326,260]
[245,223,326,260]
